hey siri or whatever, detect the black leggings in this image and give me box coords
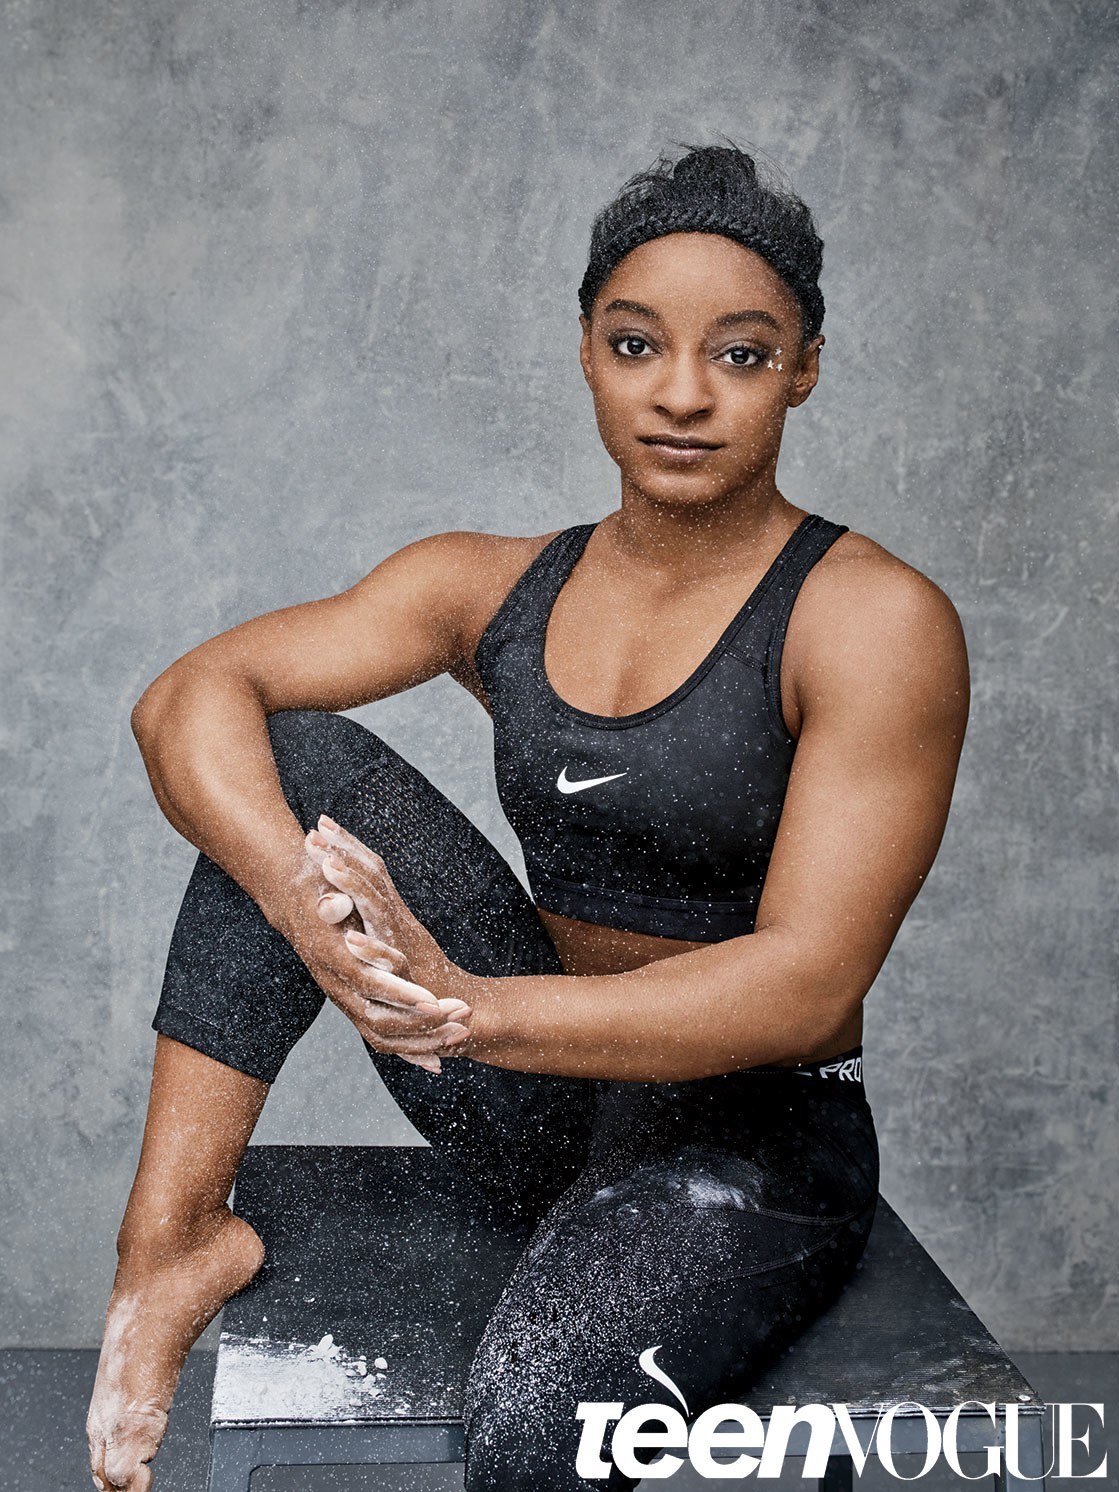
[154,710,879,1491]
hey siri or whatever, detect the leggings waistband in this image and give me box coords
[753,1044,864,1083]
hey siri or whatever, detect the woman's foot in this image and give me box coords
[86,1208,264,1491]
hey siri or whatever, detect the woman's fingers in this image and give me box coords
[305,833,378,906]
[343,930,406,974]
[361,995,471,1036]
[304,827,413,955]
[310,825,398,907]
[350,961,447,1012]
[329,976,468,1072]
[316,891,355,924]
[300,821,464,1077]
[317,816,384,872]
[319,853,360,896]
[307,824,386,884]
[304,829,329,864]
[333,960,469,1026]
[305,833,391,943]
[320,854,393,939]
[368,1022,470,1053]
[349,982,470,1042]
[401,1055,442,1074]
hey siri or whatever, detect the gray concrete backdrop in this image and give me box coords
[1,0,1115,1351]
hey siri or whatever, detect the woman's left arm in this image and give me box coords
[320,559,970,1081]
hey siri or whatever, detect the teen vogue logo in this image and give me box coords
[574,1348,1108,1480]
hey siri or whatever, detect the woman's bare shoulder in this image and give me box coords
[782,524,969,734]
[408,528,560,590]
[399,527,563,629]
[418,527,564,569]
[803,524,964,632]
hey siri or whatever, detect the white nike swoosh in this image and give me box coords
[556,767,629,795]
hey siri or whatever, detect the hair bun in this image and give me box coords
[672,144,758,191]
[579,141,824,343]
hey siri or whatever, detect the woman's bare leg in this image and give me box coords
[86,1035,270,1492]
[84,712,593,1489]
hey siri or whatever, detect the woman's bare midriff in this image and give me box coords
[536,906,863,1068]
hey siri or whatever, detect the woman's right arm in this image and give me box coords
[132,531,486,923]
[131,529,521,1063]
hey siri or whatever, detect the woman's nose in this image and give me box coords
[650,354,714,420]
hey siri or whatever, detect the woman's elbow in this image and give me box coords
[131,669,179,747]
[757,927,873,1051]
[131,681,162,747]
[800,961,872,1050]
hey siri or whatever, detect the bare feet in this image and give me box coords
[87,1209,264,1490]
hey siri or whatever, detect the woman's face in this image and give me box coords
[579,232,822,511]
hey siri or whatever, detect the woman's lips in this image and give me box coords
[639,437,721,463]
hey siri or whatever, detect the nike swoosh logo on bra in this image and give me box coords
[556,767,629,795]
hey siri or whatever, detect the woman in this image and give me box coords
[87,144,969,1490]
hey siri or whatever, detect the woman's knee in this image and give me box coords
[266,707,377,771]
[265,709,387,826]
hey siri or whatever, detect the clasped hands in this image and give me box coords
[301,814,473,1073]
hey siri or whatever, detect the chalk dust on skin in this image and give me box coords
[86,1296,168,1492]
[212,1333,411,1422]
[87,1211,264,1490]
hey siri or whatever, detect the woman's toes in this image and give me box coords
[100,1407,167,1490]
[87,1211,263,1491]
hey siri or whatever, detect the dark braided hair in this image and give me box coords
[578,143,825,346]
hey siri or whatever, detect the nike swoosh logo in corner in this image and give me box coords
[556,766,629,795]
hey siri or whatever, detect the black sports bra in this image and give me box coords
[474,513,849,941]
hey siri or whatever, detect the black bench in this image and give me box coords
[207,1146,1047,1489]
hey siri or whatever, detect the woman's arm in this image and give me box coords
[132,531,494,918]
[130,530,531,1067]
[329,556,970,1081]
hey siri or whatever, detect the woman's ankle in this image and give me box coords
[115,1201,254,1275]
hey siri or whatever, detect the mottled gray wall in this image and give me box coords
[2,0,1115,1351]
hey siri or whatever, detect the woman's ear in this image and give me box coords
[579,313,593,387]
[788,334,824,408]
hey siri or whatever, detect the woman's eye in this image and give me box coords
[611,335,652,357]
[721,345,764,368]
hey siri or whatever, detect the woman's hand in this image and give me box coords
[265,817,471,1074]
[301,815,474,1073]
